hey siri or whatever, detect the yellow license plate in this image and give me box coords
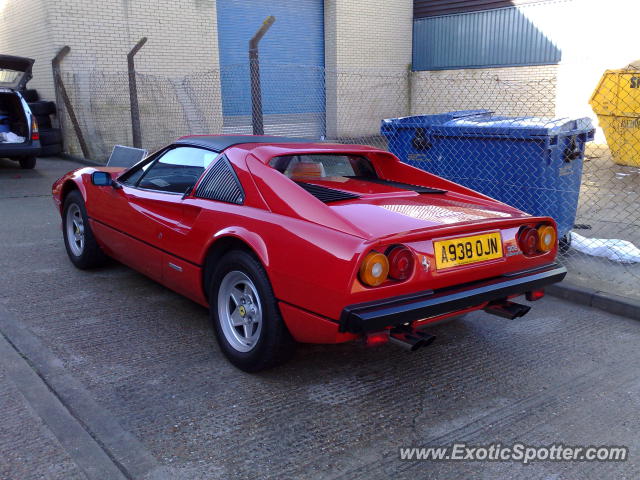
[434,232,503,270]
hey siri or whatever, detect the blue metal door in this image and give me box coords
[216,0,325,137]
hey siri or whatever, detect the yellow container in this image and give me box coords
[590,69,640,167]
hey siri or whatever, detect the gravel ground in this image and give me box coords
[0,156,639,479]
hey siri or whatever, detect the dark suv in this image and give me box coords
[0,55,41,169]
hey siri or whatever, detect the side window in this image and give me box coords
[120,160,151,186]
[194,155,244,204]
[118,151,159,186]
[137,147,218,194]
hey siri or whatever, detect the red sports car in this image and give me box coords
[52,136,566,371]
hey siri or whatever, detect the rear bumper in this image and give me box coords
[339,263,567,333]
[0,141,40,157]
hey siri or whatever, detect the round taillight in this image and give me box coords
[387,245,414,281]
[518,226,539,256]
[537,225,556,252]
[359,252,389,287]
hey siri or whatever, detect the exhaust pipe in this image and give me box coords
[389,326,435,351]
[484,300,531,320]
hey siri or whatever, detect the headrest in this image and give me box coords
[290,161,324,178]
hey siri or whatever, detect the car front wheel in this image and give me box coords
[62,191,107,269]
[210,250,295,372]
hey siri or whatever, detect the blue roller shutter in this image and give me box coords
[217,0,325,136]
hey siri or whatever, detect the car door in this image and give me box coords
[136,147,218,302]
[90,146,217,283]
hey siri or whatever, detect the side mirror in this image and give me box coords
[91,171,113,187]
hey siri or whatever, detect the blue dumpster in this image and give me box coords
[381,110,595,239]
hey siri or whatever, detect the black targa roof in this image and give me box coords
[175,135,319,152]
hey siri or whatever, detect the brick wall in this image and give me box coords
[1,0,224,160]
[47,0,221,76]
[2,0,413,154]
[0,0,56,99]
[51,0,224,159]
[324,0,413,139]
[411,65,558,118]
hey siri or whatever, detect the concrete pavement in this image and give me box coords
[0,360,88,480]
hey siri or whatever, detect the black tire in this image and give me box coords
[39,128,62,146]
[28,100,56,116]
[23,89,39,102]
[40,143,63,157]
[62,191,108,269]
[18,156,36,169]
[209,250,295,372]
[35,114,52,129]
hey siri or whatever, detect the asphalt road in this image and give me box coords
[1,156,639,480]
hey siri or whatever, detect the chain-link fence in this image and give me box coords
[57,63,640,299]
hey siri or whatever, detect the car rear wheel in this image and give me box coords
[209,250,295,372]
[18,156,36,169]
[62,191,107,269]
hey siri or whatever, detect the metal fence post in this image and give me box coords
[128,37,147,148]
[407,63,413,116]
[52,46,90,159]
[249,16,275,136]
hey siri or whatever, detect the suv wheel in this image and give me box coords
[18,156,36,169]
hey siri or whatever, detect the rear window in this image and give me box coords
[269,154,377,181]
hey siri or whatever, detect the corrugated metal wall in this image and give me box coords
[414,0,542,18]
[412,4,561,71]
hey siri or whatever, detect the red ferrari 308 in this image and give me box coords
[52,136,566,371]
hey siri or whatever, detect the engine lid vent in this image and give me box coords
[296,182,360,203]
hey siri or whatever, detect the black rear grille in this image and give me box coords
[194,156,244,204]
[296,182,360,203]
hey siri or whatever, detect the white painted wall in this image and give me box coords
[0,0,56,99]
[517,0,640,141]
[324,0,413,138]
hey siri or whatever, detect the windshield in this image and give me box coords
[269,154,377,182]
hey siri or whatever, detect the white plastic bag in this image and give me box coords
[570,231,640,263]
[0,131,25,143]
